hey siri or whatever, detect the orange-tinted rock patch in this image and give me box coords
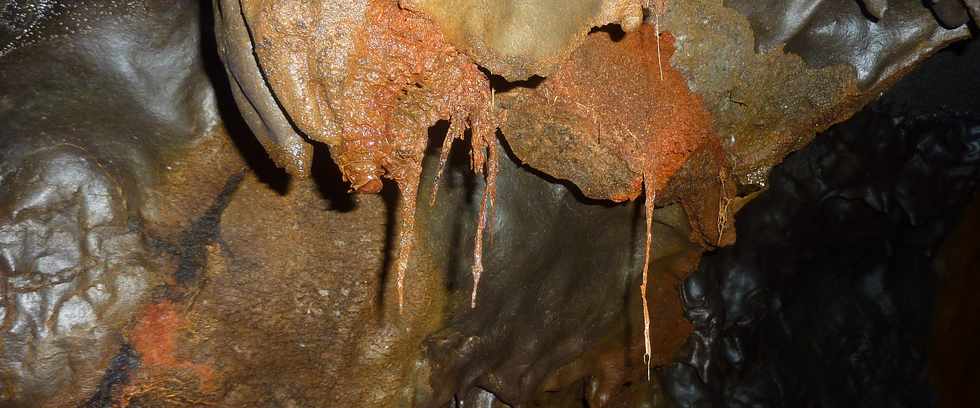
[128,301,214,394]
[131,302,182,369]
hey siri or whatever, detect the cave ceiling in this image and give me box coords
[1,0,978,407]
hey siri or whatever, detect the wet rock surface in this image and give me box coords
[0,146,150,407]
[725,0,970,90]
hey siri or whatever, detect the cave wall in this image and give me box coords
[0,0,978,407]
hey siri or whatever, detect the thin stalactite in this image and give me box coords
[430,118,466,206]
[395,163,423,312]
[471,141,498,308]
[641,167,656,379]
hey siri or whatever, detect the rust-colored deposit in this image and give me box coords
[498,26,716,202]
[127,301,215,395]
[324,0,497,194]
[242,0,495,191]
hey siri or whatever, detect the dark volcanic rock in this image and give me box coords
[664,105,980,408]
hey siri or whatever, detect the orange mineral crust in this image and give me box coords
[499,26,717,202]
[327,0,497,194]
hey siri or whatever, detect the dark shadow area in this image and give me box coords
[373,176,401,316]
[589,23,627,41]
[879,34,980,117]
[311,141,356,212]
[426,126,646,406]
[481,66,545,93]
[665,109,980,408]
